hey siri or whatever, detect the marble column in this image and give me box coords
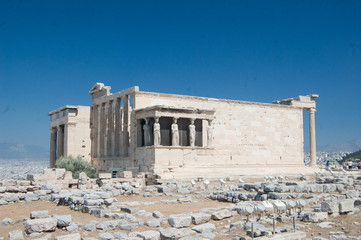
[123,95,129,156]
[114,98,121,156]
[309,108,317,167]
[50,128,57,168]
[153,117,161,146]
[189,118,196,147]
[99,103,106,157]
[93,105,98,158]
[104,102,110,157]
[96,104,102,158]
[171,118,179,146]
[107,100,114,157]
[57,125,64,159]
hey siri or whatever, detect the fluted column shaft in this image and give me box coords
[93,105,98,158]
[99,103,106,157]
[123,95,129,156]
[96,105,102,158]
[50,128,57,168]
[114,98,121,156]
[104,103,110,157]
[57,125,64,158]
[309,108,317,167]
[108,100,115,157]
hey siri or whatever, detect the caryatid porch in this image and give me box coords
[135,106,215,148]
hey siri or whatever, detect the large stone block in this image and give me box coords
[1,218,14,225]
[24,193,39,202]
[4,193,19,203]
[338,199,354,213]
[301,212,328,223]
[52,215,72,228]
[191,223,215,233]
[211,209,232,220]
[96,220,118,231]
[191,213,211,225]
[99,173,112,179]
[168,214,192,228]
[97,232,114,240]
[159,228,196,240]
[54,233,81,240]
[8,230,24,240]
[25,217,57,234]
[145,219,161,228]
[137,230,160,240]
[120,171,133,178]
[323,184,337,193]
[321,201,339,214]
[30,210,50,219]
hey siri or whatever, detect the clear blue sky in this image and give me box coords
[0,0,360,151]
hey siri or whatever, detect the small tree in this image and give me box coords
[55,155,97,179]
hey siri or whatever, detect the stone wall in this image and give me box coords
[133,91,306,178]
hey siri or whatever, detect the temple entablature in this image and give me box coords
[273,94,319,110]
[88,83,111,101]
[135,105,215,121]
[89,83,139,106]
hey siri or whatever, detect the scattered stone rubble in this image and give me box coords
[1,169,361,240]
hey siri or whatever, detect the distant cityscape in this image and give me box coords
[304,151,350,166]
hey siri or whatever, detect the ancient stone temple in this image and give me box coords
[48,106,91,168]
[49,83,319,179]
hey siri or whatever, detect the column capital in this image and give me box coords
[308,108,316,113]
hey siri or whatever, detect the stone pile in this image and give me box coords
[211,175,361,203]
[0,180,54,205]
[26,168,78,188]
[2,172,361,240]
[6,210,74,239]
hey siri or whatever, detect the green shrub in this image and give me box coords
[55,155,97,179]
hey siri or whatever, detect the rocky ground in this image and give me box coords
[0,168,361,240]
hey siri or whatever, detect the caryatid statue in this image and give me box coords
[143,119,151,146]
[207,120,213,147]
[153,117,161,146]
[189,118,196,147]
[171,118,179,146]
